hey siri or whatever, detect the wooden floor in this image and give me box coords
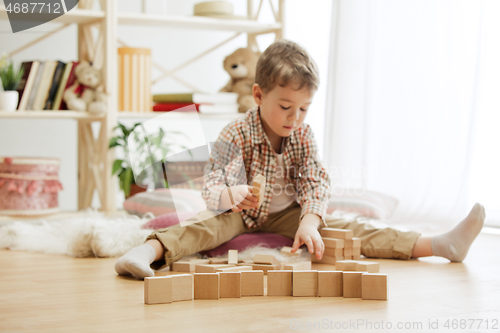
[1,231,499,333]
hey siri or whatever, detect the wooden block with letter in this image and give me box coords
[227,249,238,264]
[343,272,363,298]
[267,270,292,296]
[194,273,219,299]
[219,272,241,298]
[241,270,264,296]
[253,254,280,266]
[281,246,302,257]
[356,262,380,273]
[171,274,193,302]
[292,270,318,297]
[362,273,388,300]
[320,228,353,240]
[318,271,343,297]
[335,260,359,271]
[144,276,172,304]
[252,174,266,207]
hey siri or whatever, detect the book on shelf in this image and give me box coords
[32,60,58,110]
[44,61,65,110]
[152,92,238,104]
[58,61,78,110]
[16,61,40,111]
[26,61,45,110]
[52,62,77,110]
[198,103,239,113]
[152,102,200,112]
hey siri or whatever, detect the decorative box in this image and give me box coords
[0,157,63,216]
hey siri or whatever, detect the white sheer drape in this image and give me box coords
[323,0,500,230]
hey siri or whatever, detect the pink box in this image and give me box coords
[0,157,63,216]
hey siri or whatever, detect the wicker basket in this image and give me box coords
[0,157,63,216]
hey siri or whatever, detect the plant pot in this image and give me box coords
[126,183,147,199]
[0,91,19,112]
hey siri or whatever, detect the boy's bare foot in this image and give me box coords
[114,243,156,280]
[431,203,486,262]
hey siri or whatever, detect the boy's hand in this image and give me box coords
[219,185,259,212]
[291,214,324,260]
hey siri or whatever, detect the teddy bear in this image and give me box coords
[63,61,106,113]
[220,48,261,113]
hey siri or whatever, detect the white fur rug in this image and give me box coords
[0,210,154,258]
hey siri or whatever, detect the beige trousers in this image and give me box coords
[146,201,420,270]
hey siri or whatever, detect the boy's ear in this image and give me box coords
[252,83,263,105]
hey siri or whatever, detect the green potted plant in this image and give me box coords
[109,121,192,198]
[0,55,24,112]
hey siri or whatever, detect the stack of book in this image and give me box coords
[16,61,78,111]
[152,92,239,114]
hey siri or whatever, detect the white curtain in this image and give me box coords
[323,0,500,230]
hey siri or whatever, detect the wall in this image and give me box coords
[0,0,332,210]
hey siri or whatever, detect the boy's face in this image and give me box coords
[253,83,315,142]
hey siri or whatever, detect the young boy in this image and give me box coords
[115,40,485,280]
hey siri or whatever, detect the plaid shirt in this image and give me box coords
[202,107,331,229]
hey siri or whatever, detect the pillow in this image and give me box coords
[124,189,206,217]
[327,188,399,219]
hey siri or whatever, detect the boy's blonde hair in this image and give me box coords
[255,39,319,93]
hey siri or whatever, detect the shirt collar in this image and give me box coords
[249,106,299,148]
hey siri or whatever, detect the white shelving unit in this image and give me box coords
[0,0,284,215]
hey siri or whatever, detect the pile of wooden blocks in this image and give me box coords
[311,228,361,265]
[145,249,387,304]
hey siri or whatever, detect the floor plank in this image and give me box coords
[0,232,499,332]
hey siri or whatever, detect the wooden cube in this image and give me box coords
[219,272,241,298]
[343,272,363,298]
[195,264,233,273]
[324,247,343,257]
[343,247,353,257]
[251,264,279,275]
[241,270,264,296]
[171,274,193,302]
[353,246,361,257]
[216,265,253,273]
[252,174,266,207]
[320,228,353,240]
[318,271,343,297]
[209,257,228,264]
[253,254,280,266]
[227,249,238,264]
[144,276,172,304]
[281,246,302,257]
[172,259,211,272]
[311,254,343,265]
[194,273,219,299]
[283,261,312,270]
[335,260,359,271]
[352,254,361,260]
[362,273,387,300]
[356,262,380,273]
[345,237,361,248]
[322,237,345,249]
[267,270,292,296]
[293,270,318,297]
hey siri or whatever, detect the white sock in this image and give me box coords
[115,243,156,280]
[431,203,485,262]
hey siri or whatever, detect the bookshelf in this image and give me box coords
[0,0,284,214]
